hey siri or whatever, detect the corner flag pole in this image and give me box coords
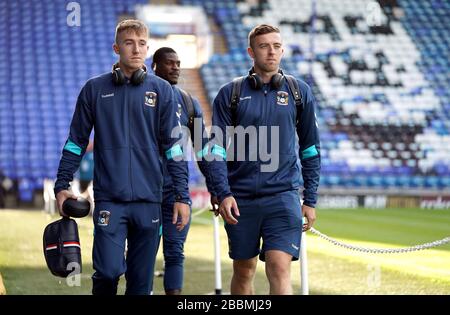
[213,214,222,294]
[300,231,309,295]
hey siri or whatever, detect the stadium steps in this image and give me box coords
[154,0,177,4]
[208,16,228,55]
[178,68,212,128]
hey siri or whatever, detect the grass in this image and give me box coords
[0,208,449,295]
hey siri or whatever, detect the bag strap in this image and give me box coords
[179,88,195,135]
[285,75,303,123]
[230,76,244,127]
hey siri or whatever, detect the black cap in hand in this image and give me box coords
[62,197,91,218]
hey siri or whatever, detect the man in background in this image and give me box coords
[152,47,217,295]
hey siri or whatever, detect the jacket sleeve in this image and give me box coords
[160,82,191,205]
[296,81,321,208]
[191,99,216,195]
[54,81,94,196]
[209,85,233,202]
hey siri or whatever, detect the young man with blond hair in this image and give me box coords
[54,19,191,295]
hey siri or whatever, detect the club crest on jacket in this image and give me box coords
[276,91,289,105]
[145,91,157,107]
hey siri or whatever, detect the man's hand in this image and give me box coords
[172,202,190,231]
[56,190,78,217]
[218,196,240,225]
[302,204,316,232]
[210,195,220,216]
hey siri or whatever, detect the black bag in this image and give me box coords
[43,217,82,278]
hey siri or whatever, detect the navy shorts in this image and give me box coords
[225,190,303,261]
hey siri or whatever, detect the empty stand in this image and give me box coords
[1,0,449,201]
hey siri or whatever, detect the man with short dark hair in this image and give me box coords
[211,24,321,294]
[152,47,218,295]
[54,20,191,295]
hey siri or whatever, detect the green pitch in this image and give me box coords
[0,207,449,295]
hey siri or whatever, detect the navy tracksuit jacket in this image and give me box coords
[54,72,190,204]
[162,86,215,201]
[210,76,321,207]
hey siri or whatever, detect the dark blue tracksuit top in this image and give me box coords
[54,72,191,204]
[162,86,215,203]
[210,76,321,207]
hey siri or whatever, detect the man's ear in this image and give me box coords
[113,43,120,55]
[247,46,255,59]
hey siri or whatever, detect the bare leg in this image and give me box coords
[265,250,293,295]
[230,257,258,295]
